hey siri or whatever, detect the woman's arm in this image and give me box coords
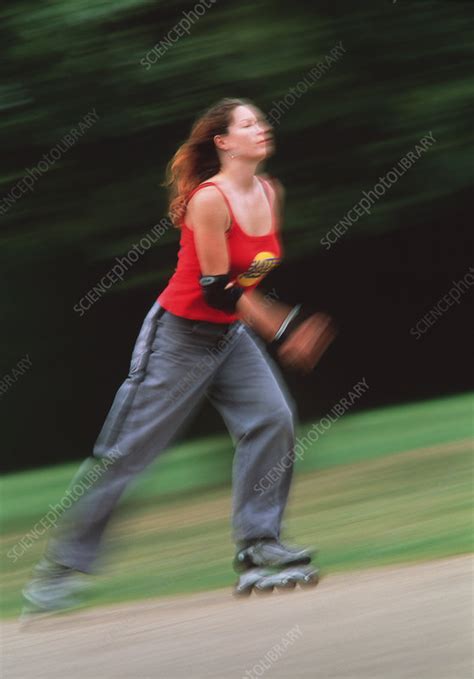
[235,288,293,342]
[235,179,337,372]
[189,186,231,274]
[190,181,292,341]
[191,183,335,372]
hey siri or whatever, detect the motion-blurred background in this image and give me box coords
[1,0,472,470]
[0,0,472,621]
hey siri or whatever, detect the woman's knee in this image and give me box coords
[268,401,295,434]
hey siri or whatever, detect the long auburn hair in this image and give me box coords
[163,97,256,227]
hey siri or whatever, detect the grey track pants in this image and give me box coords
[46,300,299,573]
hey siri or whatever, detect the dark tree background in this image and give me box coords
[1,0,472,472]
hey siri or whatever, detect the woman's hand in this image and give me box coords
[275,312,337,374]
[235,290,337,373]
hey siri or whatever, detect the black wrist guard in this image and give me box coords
[268,304,314,348]
[199,273,244,313]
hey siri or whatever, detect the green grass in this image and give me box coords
[0,392,472,619]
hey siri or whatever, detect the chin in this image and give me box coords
[254,146,270,161]
[264,143,275,158]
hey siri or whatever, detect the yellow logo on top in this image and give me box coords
[237,251,281,287]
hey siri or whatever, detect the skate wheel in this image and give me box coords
[277,579,296,591]
[233,580,253,598]
[300,572,319,588]
[254,584,274,595]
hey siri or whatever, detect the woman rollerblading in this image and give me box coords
[22,98,335,617]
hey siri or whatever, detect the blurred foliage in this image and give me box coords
[1,0,472,261]
[1,0,472,468]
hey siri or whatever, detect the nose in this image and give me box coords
[255,118,270,137]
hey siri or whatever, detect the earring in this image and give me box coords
[228,150,238,159]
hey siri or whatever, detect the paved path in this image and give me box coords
[2,556,472,678]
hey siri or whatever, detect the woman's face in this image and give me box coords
[219,105,274,160]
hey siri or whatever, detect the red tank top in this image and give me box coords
[157,177,283,322]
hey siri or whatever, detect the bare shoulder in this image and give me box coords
[259,173,284,201]
[188,184,225,210]
[270,177,285,207]
[186,184,230,232]
[259,174,285,226]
